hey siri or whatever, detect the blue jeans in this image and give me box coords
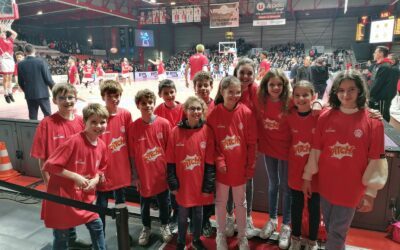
[264,155,291,225]
[52,218,105,250]
[140,189,170,227]
[178,205,203,244]
[320,196,356,250]
[96,188,126,232]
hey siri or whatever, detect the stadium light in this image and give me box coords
[170,1,176,5]
[150,0,156,3]
[37,10,43,15]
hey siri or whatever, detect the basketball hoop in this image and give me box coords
[0,0,19,31]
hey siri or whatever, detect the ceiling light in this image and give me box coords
[171,1,176,5]
[150,0,156,3]
[37,10,43,15]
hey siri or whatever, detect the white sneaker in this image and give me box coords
[225,214,235,237]
[246,216,259,239]
[278,224,291,249]
[238,236,250,250]
[288,237,302,250]
[216,232,228,250]
[138,226,151,246]
[259,219,277,239]
[305,241,318,250]
[160,224,172,242]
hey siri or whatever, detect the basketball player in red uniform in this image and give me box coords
[185,44,209,88]
[0,28,17,103]
[67,57,79,85]
[121,58,133,86]
[148,58,166,80]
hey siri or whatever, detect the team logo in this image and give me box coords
[293,141,311,157]
[108,136,126,153]
[120,126,126,133]
[217,125,225,129]
[238,122,244,130]
[256,2,265,11]
[221,135,241,150]
[53,135,65,140]
[325,128,336,133]
[263,118,279,130]
[330,142,355,159]
[143,147,162,162]
[176,143,184,147]
[157,132,163,139]
[200,141,206,149]
[291,129,298,133]
[137,137,146,141]
[75,160,85,165]
[312,128,316,134]
[181,154,201,170]
[354,129,363,138]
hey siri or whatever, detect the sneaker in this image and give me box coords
[288,237,302,250]
[138,226,151,246]
[160,224,172,242]
[191,239,206,250]
[278,224,291,249]
[202,221,213,238]
[216,232,228,250]
[259,219,277,239]
[246,216,258,239]
[238,236,250,250]
[4,95,10,103]
[176,242,186,250]
[68,238,92,249]
[305,241,318,250]
[8,94,14,102]
[225,214,235,237]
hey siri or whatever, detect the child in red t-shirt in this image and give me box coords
[95,61,105,86]
[166,96,215,250]
[207,76,257,250]
[258,69,292,249]
[96,80,132,233]
[225,58,259,239]
[42,103,109,249]
[30,83,90,249]
[128,89,172,246]
[154,79,184,127]
[287,81,320,250]
[303,70,388,250]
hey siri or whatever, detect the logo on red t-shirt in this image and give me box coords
[143,147,162,162]
[330,142,355,159]
[263,118,279,130]
[181,154,201,170]
[108,136,126,153]
[221,135,241,150]
[293,141,311,157]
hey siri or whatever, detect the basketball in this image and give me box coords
[110,47,118,54]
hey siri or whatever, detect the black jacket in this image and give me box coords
[370,58,398,102]
[296,65,311,83]
[18,56,54,100]
[167,119,216,194]
[310,65,329,85]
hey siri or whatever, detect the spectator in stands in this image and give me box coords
[256,51,270,81]
[185,44,209,88]
[296,56,311,83]
[310,57,329,99]
[289,58,299,85]
[369,46,399,122]
[18,44,55,120]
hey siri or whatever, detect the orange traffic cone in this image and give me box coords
[0,141,20,180]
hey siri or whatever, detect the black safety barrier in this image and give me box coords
[0,179,131,250]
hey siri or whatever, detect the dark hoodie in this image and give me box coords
[167,119,216,194]
[310,64,329,86]
[370,57,398,102]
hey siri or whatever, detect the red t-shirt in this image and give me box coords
[83,65,94,78]
[96,66,105,77]
[313,109,385,208]
[68,65,78,84]
[128,116,171,197]
[189,53,209,80]
[205,99,215,117]
[259,60,270,78]
[240,82,258,114]
[154,102,184,127]
[287,111,319,192]
[31,113,84,161]
[0,37,14,55]
[158,62,165,74]
[43,132,108,229]
[98,108,132,191]
[166,124,215,207]
[207,103,257,186]
[121,62,130,74]
[257,99,291,160]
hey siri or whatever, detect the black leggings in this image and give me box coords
[291,189,320,241]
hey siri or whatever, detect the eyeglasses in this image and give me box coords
[188,106,203,112]
[57,96,76,101]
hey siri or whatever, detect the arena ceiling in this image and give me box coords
[15,0,399,26]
